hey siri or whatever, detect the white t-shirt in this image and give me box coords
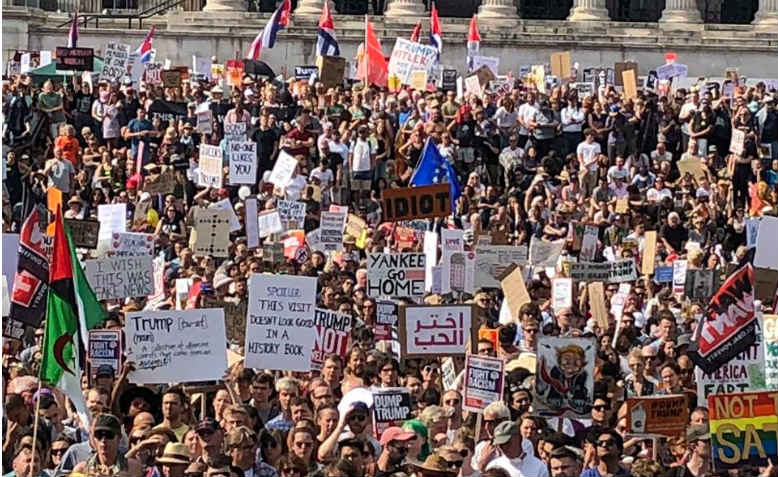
[577,141,602,171]
[328,140,349,166]
[651,150,673,163]
[485,453,549,477]
[518,103,537,135]
[310,167,333,190]
[646,187,672,202]
[495,107,519,129]
[284,174,308,201]
[350,139,373,172]
[680,101,698,134]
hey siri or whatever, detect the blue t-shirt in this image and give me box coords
[127,118,153,148]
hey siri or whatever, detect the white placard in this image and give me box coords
[388,38,439,84]
[192,209,231,257]
[210,199,241,233]
[267,150,297,188]
[368,253,426,299]
[198,144,223,188]
[97,204,127,241]
[126,309,227,384]
[529,238,565,267]
[244,274,317,371]
[424,231,438,293]
[552,277,573,312]
[98,232,154,257]
[403,305,472,356]
[224,122,246,141]
[144,62,162,84]
[465,75,482,96]
[196,111,213,134]
[100,42,131,83]
[754,216,778,270]
[320,211,345,251]
[192,55,212,81]
[20,54,31,74]
[474,245,528,289]
[277,200,307,226]
[84,256,154,300]
[228,141,257,185]
[672,259,688,294]
[471,55,500,77]
[39,50,52,67]
[245,197,259,249]
[258,210,283,238]
[580,225,599,261]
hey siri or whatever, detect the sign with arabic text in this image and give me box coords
[398,304,475,358]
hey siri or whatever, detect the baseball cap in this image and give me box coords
[195,417,220,433]
[380,426,417,446]
[95,364,116,378]
[686,424,711,442]
[94,414,122,434]
[492,421,518,445]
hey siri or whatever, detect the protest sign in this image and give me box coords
[754,216,778,270]
[442,69,457,91]
[311,308,353,370]
[192,55,212,81]
[377,300,398,327]
[125,309,227,383]
[730,128,746,155]
[423,231,438,293]
[268,150,297,188]
[625,395,689,437]
[278,200,307,227]
[316,55,346,89]
[97,203,126,240]
[142,168,176,195]
[550,51,571,78]
[388,39,438,84]
[552,278,573,312]
[465,75,482,96]
[100,42,131,83]
[569,259,637,283]
[709,391,778,469]
[210,199,241,233]
[677,157,708,182]
[501,265,531,320]
[65,219,99,249]
[399,305,475,358]
[372,388,412,440]
[535,337,596,418]
[226,59,244,87]
[622,69,638,100]
[84,256,154,300]
[144,62,162,84]
[161,69,182,88]
[147,256,166,306]
[688,264,757,374]
[197,110,213,134]
[99,232,154,257]
[368,253,426,299]
[88,330,122,383]
[580,225,598,261]
[471,55,500,77]
[192,209,231,257]
[672,259,688,294]
[696,337,764,407]
[258,210,283,238]
[294,65,318,79]
[3,317,25,340]
[244,198,259,249]
[198,144,223,188]
[312,212,343,252]
[228,141,257,184]
[409,70,428,91]
[223,300,248,344]
[765,314,778,391]
[463,355,505,413]
[746,218,760,248]
[244,274,317,371]
[654,266,673,283]
[55,47,94,71]
[382,184,450,221]
[442,357,457,390]
[474,245,528,289]
[529,238,565,267]
[642,231,657,275]
[685,269,717,299]
[445,251,475,294]
[224,123,246,141]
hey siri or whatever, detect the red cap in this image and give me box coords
[379,427,416,446]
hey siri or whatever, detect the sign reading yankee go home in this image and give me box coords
[367,253,426,299]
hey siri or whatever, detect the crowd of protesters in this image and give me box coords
[2,59,778,477]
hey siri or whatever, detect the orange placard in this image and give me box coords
[478,328,499,351]
[625,395,690,437]
[226,60,244,87]
[46,187,63,236]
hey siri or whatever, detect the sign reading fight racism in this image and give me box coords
[463,354,505,413]
[367,253,426,299]
[125,309,227,383]
[84,256,154,301]
[311,308,353,370]
[244,274,317,371]
[625,395,689,437]
[398,305,475,358]
[372,388,412,440]
[87,330,122,383]
[381,184,450,221]
[569,259,638,283]
[709,391,778,470]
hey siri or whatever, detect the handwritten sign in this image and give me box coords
[311,308,353,370]
[625,395,689,437]
[399,305,474,358]
[144,62,162,84]
[125,309,227,383]
[192,209,230,257]
[258,210,282,238]
[198,144,223,188]
[65,219,100,249]
[569,259,637,283]
[529,238,565,267]
[55,47,94,71]
[88,330,122,383]
[161,69,181,88]
[244,274,317,371]
[268,150,297,188]
[99,232,154,257]
[143,169,176,195]
[552,277,573,312]
[277,200,307,227]
[473,245,528,289]
[320,211,346,251]
[100,42,131,83]
[372,388,412,440]
[228,141,257,185]
[97,203,127,241]
[388,38,439,84]
[84,256,154,300]
[709,391,778,469]
[367,253,426,299]
[463,354,505,413]
[382,184,450,221]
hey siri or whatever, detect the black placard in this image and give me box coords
[65,219,100,249]
[55,47,94,71]
[442,69,457,92]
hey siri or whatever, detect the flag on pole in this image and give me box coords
[67,10,79,48]
[410,138,462,210]
[248,0,291,60]
[317,1,340,57]
[136,25,156,64]
[40,207,106,423]
[429,3,442,60]
[467,14,481,71]
[356,16,388,88]
[410,20,422,42]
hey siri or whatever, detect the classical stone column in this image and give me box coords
[478,0,519,21]
[659,0,701,23]
[567,0,610,21]
[384,0,424,17]
[753,0,778,27]
[295,0,328,16]
[202,0,246,12]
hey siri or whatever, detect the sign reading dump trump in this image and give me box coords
[367,253,426,299]
[398,305,475,358]
[125,309,227,384]
[245,274,317,371]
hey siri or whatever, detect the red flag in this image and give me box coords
[467,14,481,49]
[357,17,388,88]
[410,20,422,42]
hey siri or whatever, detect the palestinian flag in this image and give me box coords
[40,207,106,419]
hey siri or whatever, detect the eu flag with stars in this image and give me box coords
[410,138,462,212]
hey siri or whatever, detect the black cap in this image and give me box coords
[95,364,116,378]
[195,417,220,433]
[94,414,122,434]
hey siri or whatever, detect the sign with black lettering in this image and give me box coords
[625,395,689,437]
[228,140,257,184]
[125,309,227,383]
[99,42,131,83]
[83,256,154,300]
[244,274,317,371]
[65,219,100,249]
[377,300,398,326]
[143,169,176,195]
[382,184,451,221]
[88,329,122,383]
[3,317,25,340]
[55,47,94,71]
[372,388,412,440]
[367,253,426,299]
[569,259,637,283]
[161,69,182,88]
[311,308,353,370]
[463,354,505,413]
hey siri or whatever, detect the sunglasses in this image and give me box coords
[424,365,440,373]
[597,439,615,447]
[593,405,610,411]
[94,430,116,441]
[51,447,69,456]
[349,414,367,422]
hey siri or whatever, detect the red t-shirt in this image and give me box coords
[55,136,80,168]
[285,128,313,158]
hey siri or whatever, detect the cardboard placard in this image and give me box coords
[641,231,657,275]
[398,304,476,358]
[65,219,100,249]
[550,51,571,79]
[192,209,231,257]
[143,169,176,195]
[625,395,689,437]
[55,46,94,71]
[696,337,763,407]
[226,60,244,87]
[316,55,346,89]
[442,69,457,92]
[730,129,746,156]
[622,69,637,100]
[98,232,154,257]
[529,238,565,268]
[764,314,777,391]
[500,265,531,321]
[257,210,283,238]
[126,309,228,384]
[161,69,182,88]
[677,157,708,182]
[84,256,154,300]
[387,38,438,85]
[463,354,505,413]
[588,282,608,331]
[552,277,573,312]
[409,70,428,91]
[754,216,778,271]
[614,61,638,87]
[382,184,450,221]
[267,150,297,188]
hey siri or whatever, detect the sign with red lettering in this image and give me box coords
[398,304,476,358]
[311,308,353,370]
[387,38,438,85]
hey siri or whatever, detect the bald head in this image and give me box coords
[133,411,155,431]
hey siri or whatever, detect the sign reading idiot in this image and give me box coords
[709,391,778,470]
[382,184,450,221]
